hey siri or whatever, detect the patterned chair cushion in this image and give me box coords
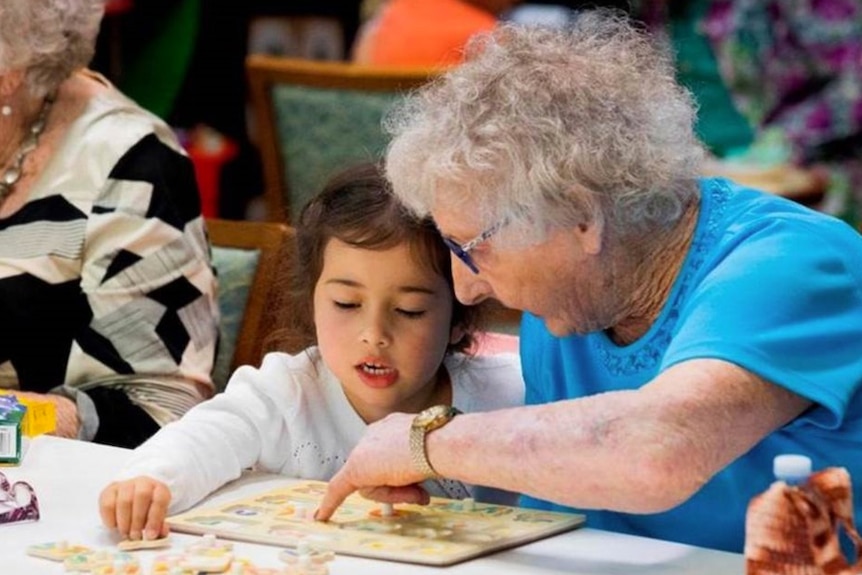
[272,84,402,220]
[211,245,261,392]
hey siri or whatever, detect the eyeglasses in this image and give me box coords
[441,218,508,274]
[0,471,40,524]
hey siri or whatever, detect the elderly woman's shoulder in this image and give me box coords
[66,70,181,154]
[704,179,860,249]
[55,82,188,183]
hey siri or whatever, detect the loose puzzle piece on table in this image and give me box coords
[278,540,334,575]
[91,560,142,575]
[231,558,306,575]
[151,552,294,575]
[117,537,172,552]
[150,551,233,573]
[150,555,196,575]
[64,549,137,572]
[28,541,144,573]
[26,541,94,561]
[166,480,585,566]
[29,536,296,575]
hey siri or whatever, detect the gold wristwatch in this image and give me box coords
[409,405,461,479]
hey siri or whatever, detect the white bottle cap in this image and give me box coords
[773,454,812,483]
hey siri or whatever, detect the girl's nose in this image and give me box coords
[360,313,391,347]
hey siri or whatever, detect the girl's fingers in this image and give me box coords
[98,484,119,529]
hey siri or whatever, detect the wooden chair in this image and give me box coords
[246,55,441,222]
[206,218,295,390]
[701,159,827,206]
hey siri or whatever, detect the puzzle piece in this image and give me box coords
[150,554,197,575]
[91,559,142,575]
[377,503,394,517]
[278,542,334,565]
[26,541,92,561]
[278,542,334,575]
[185,533,233,554]
[281,558,329,575]
[228,558,290,575]
[367,504,415,519]
[180,549,233,573]
[151,549,234,574]
[64,550,137,573]
[118,537,171,552]
[147,534,235,573]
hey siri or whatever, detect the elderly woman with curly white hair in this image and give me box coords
[0,0,218,447]
[317,11,862,553]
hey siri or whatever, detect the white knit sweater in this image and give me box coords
[115,347,524,513]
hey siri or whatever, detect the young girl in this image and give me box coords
[98,163,524,541]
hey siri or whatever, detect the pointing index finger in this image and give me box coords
[315,470,357,521]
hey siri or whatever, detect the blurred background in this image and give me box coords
[91,0,862,226]
[90,0,628,221]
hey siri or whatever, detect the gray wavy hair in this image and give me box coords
[0,0,105,97]
[384,10,704,246]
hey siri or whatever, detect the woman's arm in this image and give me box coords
[114,358,301,514]
[317,358,810,518]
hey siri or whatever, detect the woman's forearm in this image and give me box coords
[428,396,699,512]
[428,360,810,513]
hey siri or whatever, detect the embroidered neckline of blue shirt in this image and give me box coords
[591,179,731,376]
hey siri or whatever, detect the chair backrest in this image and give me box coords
[484,300,522,336]
[207,218,295,391]
[246,55,441,222]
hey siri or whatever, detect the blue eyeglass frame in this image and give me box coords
[440,218,508,274]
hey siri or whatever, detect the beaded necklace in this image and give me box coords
[0,92,56,209]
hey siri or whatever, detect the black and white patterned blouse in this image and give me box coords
[0,75,219,447]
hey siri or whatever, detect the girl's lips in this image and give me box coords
[355,363,398,389]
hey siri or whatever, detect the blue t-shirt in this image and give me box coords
[520,178,862,553]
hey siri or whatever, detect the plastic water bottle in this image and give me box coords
[772,454,812,486]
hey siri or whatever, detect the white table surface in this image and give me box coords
[0,435,744,574]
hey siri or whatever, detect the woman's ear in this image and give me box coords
[563,184,604,256]
[0,69,24,98]
[576,216,604,256]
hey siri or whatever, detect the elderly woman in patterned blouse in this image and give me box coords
[0,0,218,447]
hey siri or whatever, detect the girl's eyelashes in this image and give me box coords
[332,300,426,318]
[396,309,426,318]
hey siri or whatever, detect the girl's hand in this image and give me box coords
[99,477,171,541]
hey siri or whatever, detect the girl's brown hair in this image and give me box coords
[266,162,483,354]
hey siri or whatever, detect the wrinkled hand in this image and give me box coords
[99,477,171,541]
[316,413,429,521]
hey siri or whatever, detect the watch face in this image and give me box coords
[414,405,454,427]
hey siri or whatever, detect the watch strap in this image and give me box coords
[410,425,440,479]
[409,406,460,479]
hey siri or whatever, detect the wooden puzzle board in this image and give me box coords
[167,480,586,566]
